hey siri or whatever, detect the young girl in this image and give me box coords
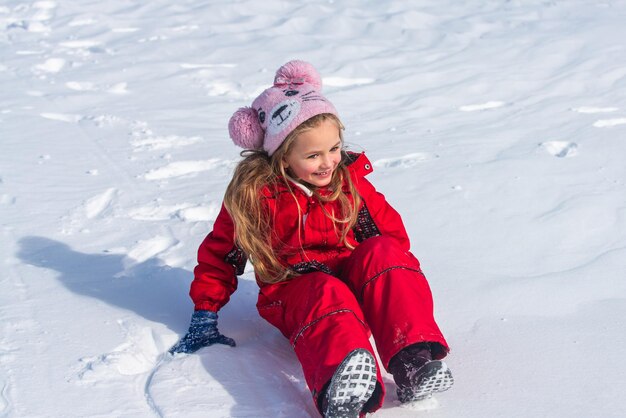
[170,60,453,417]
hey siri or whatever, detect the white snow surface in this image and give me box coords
[2,1,626,417]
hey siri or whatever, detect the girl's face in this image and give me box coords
[282,119,342,188]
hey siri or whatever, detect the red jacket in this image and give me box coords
[190,152,410,311]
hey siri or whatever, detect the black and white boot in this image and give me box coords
[323,348,378,418]
[396,360,454,403]
[389,343,454,403]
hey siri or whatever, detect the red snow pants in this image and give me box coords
[256,236,450,416]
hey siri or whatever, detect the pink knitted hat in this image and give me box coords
[228,60,338,156]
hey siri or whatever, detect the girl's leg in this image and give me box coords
[340,236,450,369]
[257,272,384,416]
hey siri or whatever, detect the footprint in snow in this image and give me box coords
[111,27,141,33]
[33,58,66,74]
[540,141,578,158]
[177,205,220,222]
[38,154,51,164]
[130,129,202,152]
[41,112,126,128]
[60,188,118,234]
[72,319,160,382]
[84,188,118,219]
[121,235,180,272]
[127,202,220,222]
[1,194,17,206]
[458,101,505,112]
[181,64,245,97]
[66,81,97,91]
[201,79,240,97]
[571,106,618,114]
[142,159,235,181]
[68,17,98,27]
[107,82,128,94]
[81,114,125,127]
[570,106,625,127]
[64,80,127,94]
[59,40,101,49]
[373,152,437,169]
[33,1,58,13]
[4,1,56,33]
[593,118,626,128]
[40,112,82,123]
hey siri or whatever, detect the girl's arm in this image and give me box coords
[189,204,247,312]
[357,176,411,251]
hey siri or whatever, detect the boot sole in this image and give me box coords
[324,348,377,418]
[398,360,454,403]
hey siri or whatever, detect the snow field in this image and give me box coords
[1,0,626,417]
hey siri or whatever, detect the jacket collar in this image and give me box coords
[286,175,314,197]
[344,151,373,178]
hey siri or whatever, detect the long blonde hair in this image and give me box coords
[223,113,362,283]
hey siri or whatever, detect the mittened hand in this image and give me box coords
[169,310,236,354]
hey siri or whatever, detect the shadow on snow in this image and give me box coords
[17,236,316,417]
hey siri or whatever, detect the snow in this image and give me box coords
[1,0,626,417]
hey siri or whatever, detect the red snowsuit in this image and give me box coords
[189,152,449,415]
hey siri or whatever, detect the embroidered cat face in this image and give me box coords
[266,99,301,135]
[262,90,331,136]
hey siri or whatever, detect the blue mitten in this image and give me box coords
[169,310,236,354]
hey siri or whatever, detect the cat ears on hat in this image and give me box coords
[228,60,324,150]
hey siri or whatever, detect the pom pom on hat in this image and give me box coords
[274,60,322,90]
[228,107,264,149]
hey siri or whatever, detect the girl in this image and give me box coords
[170,60,454,417]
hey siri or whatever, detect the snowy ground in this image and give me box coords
[2,0,626,417]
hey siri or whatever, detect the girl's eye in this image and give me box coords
[330,146,340,152]
[307,154,318,159]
